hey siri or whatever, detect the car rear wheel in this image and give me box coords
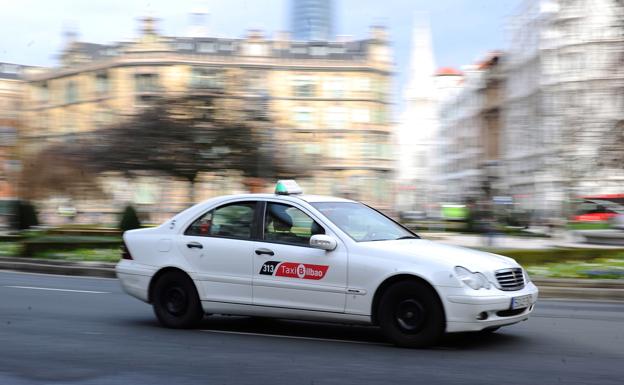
[378,280,445,348]
[153,271,203,329]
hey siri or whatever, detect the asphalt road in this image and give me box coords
[1,271,623,385]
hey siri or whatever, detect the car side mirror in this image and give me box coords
[310,234,337,251]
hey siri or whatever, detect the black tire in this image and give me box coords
[152,271,203,329]
[377,280,445,348]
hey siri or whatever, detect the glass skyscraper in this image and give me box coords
[291,0,333,41]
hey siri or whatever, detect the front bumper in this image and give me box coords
[115,260,156,303]
[439,282,539,333]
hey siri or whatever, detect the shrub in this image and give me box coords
[119,205,141,233]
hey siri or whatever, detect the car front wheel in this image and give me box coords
[152,271,203,329]
[378,280,445,348]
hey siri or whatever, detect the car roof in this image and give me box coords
[210,193,355,204]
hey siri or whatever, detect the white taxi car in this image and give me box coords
[116,180,538,347]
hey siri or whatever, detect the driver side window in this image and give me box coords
[185,202,256,240]
[264,203,324,246]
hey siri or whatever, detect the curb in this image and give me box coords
[0,257,116,278]
[0,257,622,301]
[533,278,624,301]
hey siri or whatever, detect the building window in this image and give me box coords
[176,42,194,50]
[197,42,215,53]
[325,77,346,98]
[304,143,321,154]
[64,110,77,133]
[292,76,316,97]
[373,78,387,99]
[134,73,160,93]
[94,109,114,129]
[65,81,78,104]
[37,111,48,130]
[351,108,370,123]
[361,140,376,158]
[95,72,109,95]
[36,82,48,104]
[360,134,388,158]
[325,107,347,129]
[245,70,267,94]
[354,77,370,93]
[291,46,307,54]
[329,137,347,159]
[310,46,327,56]
[190,68,222,89]
[373,107,386,124]
[244,43,267,56]
[294,107,314,128]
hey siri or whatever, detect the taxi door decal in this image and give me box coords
[259,261,329,280]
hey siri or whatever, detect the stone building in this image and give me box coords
[0,63,34,201]
[503,0,624,215]
[436,53,504,204]
[20,18,394,223]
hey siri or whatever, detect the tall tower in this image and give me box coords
[291,0,333,41]
[396,15,439,211]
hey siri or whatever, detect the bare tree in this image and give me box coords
[20,141,104,201]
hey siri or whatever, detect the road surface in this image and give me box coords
[1,271,623,385]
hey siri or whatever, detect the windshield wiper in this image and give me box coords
[395,235,418,240]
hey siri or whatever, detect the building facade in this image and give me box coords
[291,0,334,41]
[0,63,33,202]
[20,18,394,223]
[436,53,504,204]
[504,0,624,215]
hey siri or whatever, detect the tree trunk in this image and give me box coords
[188,178,196,206]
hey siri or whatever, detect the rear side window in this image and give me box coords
[264,202,324,246]
[185,202,256,240]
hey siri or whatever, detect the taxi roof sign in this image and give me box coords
[275,180,303,195]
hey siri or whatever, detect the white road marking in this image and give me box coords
[2,285,110,294]
[200,329,389,346]
[0,270,117,280]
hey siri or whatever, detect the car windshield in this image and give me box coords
[312,202,418,242]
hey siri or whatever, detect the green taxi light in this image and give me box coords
[275,180,303,195]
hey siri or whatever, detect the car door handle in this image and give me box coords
[255,248,274,256]
[186,242,203,249]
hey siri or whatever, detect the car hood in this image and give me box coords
[361,239,519,272]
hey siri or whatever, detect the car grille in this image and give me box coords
[495,268,525,291]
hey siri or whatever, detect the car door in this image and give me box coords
[252,201,347,313]
[178,200,259,305]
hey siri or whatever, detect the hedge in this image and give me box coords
[483,248,624,266]
[20,235,122,258]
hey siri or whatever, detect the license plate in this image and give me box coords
[511,294,532,310]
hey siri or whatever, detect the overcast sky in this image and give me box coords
[0,0,521,117]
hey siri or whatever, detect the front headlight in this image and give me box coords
[454,266,491,290]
